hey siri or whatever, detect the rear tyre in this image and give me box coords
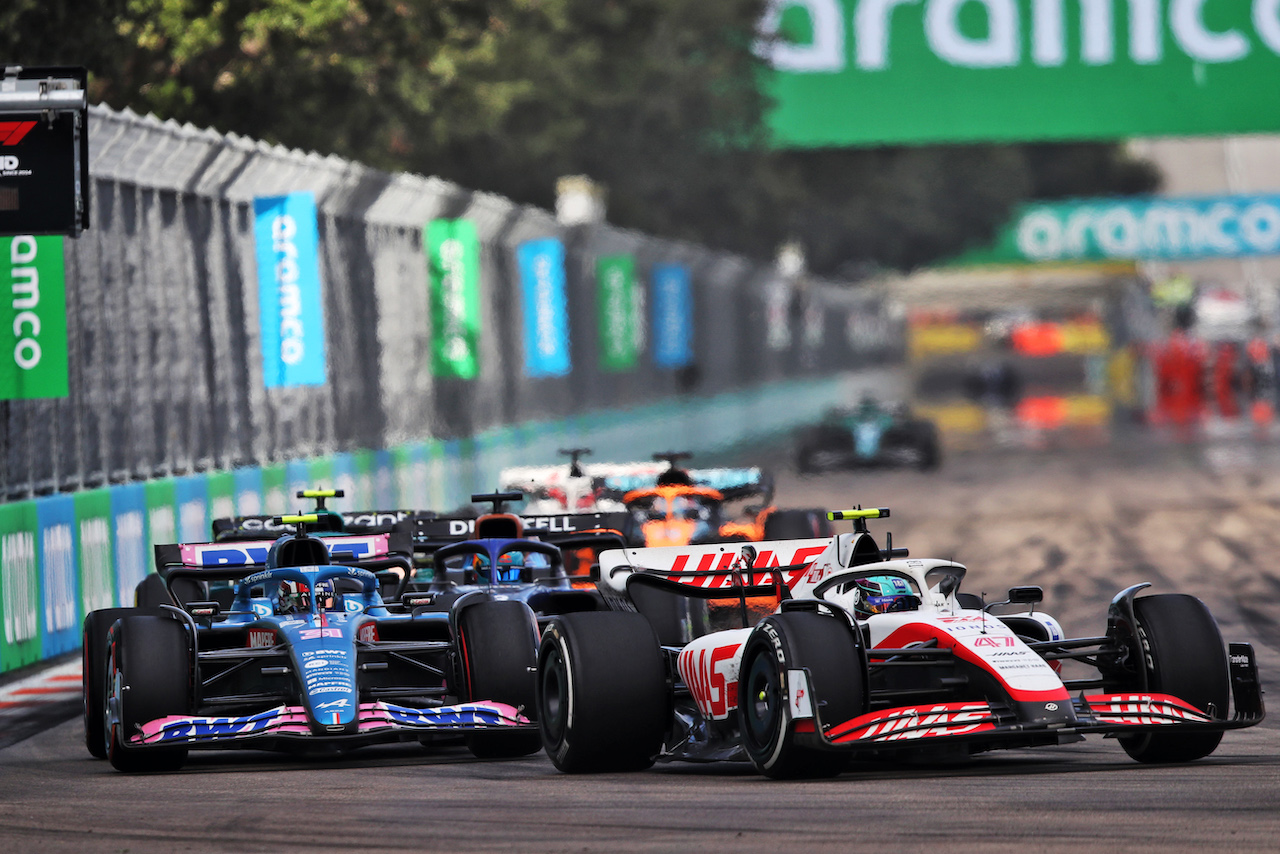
[538,612,667,773]
[83,607,137,759]
[630,583,706,646]
[135,572,205,607]
[106,615,190,772]
[456,600,542,759]
[1119,594,1230,763]
[738,611,864,779]
[134,573,170,607]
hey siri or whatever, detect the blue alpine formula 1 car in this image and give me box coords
[82,513,542,773]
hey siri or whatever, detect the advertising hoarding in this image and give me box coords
[517,238,572,377]
[958,194,1280,263]
[426,219,481,379]
[759,0,1280,146]
[0,235,68,399]
[253,192,327,387]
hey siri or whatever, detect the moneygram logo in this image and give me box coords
[0,122,35,146]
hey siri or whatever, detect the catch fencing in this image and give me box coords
[4,105,898,500]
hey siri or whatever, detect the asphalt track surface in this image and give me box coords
[4,428,1280,853]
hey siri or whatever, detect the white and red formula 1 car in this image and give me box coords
[535,508,1264,778]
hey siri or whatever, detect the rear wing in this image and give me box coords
[211,510,423,541]
[499,462,665,492]
[602,467,771,501]
[597,538,831,599]
[412,512,630,552]
[155,531,414,572]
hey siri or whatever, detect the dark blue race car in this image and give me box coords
[82,510,546,773]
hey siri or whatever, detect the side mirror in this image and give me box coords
[185,601,221,619]
[1007,586,1043,604]
[401,592,435,609]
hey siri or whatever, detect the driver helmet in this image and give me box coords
[314,579,339,611]
[854,575,916,616]
[671,495,700,519]
[474,551,525,583]
[276,580,311,615]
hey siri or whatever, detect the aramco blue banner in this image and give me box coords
[253,192,327,387]
[651,263,693,369]
[516,238,571,377]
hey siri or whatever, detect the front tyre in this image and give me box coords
[455,600,543,759]
[1119,594,1230,763]
[738,611,864,779]
[538,612,666,773]
[83,607,138,759]
[105,615,190,773]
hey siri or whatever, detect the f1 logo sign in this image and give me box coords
[0,122,35,146]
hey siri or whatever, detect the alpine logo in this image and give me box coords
[0,122,35,146]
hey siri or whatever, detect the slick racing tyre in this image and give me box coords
[105,615,191,773]
[538,612,666,773]
[83,607,141,759]
[134,573,170,607]
[630,583,705,646]
[1119,594,1230,763]
[135,573,205,608]
[456,600,542,759]
[738,611,864,779]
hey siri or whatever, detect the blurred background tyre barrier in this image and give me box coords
[0,106,898,673]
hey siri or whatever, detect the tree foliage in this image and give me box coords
[1,0,1158,277]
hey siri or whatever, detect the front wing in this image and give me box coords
[822,692,1255,747]
[129,701,530,749]
[809,641,1264,750]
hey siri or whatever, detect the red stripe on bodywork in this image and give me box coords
[875,622,1071,706]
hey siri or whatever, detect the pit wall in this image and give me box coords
[0,373,853,673]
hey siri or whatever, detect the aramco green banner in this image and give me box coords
[426,219,481,380]
[597,254,639,372]
[0,236,68,399]
[956,193,1280,264]
[757,0,1280,146]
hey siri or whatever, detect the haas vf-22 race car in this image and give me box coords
[536,508,1264,777]
[82,514,542,772]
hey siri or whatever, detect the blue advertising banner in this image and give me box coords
[36,494,78,658]
[516,238,571,377]
[651,264,693,369]
[372,450,396,509]
[253,192,327,387]
[110,483,149,607]
[233,467,264,516]
[331,452,357,511]
[174,474,210,544]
